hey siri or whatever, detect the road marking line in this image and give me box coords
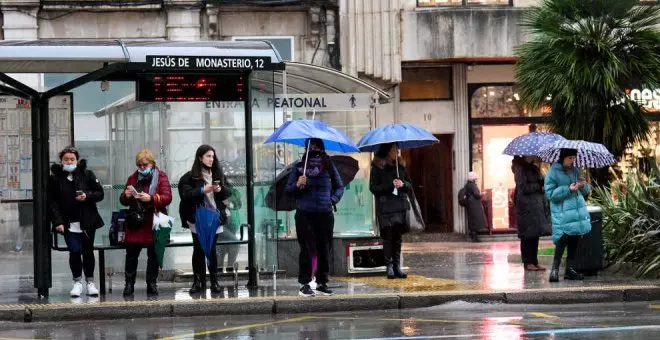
[156,316,313,340]
[308,316,487,325]
[529,312,559,319]
[649,304,660,309]
[351,325,660,339]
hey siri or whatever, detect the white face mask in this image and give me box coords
[63,164,77,173]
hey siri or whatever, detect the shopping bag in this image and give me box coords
[405,190,426,233]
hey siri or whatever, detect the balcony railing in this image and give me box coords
[417,0,513,7]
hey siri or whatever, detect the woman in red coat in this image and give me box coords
[119,149,172,297]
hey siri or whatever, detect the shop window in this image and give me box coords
[471,123,552,231]
[471,85,549,118]
[401,67,452,101]
[417,0,512,6]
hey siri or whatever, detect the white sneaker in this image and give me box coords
[70,281,83,297]
[87,282,99,296]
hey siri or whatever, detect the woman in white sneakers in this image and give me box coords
[49,146,105,297]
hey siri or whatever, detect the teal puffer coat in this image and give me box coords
[544,163,592,244]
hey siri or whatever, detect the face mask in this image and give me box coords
[62,164,77,173]
[308,150,322,158]
[138,167,152,176]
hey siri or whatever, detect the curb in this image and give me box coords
[3,285,659,323]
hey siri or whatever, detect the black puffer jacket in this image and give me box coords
[513,159,551,238]
[48,159,105,232]
[369,157,412,230]
[178,170,232,227]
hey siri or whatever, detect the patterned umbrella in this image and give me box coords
[502,132,566,156]
[537,140,616,168]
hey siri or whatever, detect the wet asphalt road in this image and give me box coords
[0,301,658,339]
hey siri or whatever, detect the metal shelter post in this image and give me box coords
[31,97,51,297]
[245,73,258,287]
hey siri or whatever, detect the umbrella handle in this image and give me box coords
[303,140,311,175]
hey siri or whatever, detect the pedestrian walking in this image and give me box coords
[512,156,550,271]
[544,148,591,282]
[48,146,105,297]
[369,142,411,280]
[286,138,344,297]
[178,145,231,294]
[119,149,172,296]
[465,172,488,242]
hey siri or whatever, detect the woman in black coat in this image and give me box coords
[178,145,231,294]
[465,172,487,242]
[512,156,550,271]
[370,143,411,280]
[49,146,104,298]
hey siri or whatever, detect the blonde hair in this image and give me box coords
[135,149,156,166]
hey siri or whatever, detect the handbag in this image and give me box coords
[124,201,146,230]
[405,189,426,233]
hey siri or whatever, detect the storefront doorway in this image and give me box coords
[403,134,453,232]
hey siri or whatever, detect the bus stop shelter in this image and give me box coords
[0,40,391,298]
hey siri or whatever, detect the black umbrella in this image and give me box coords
[265,155,359,212]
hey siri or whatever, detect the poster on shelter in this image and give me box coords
[0,94,72,201]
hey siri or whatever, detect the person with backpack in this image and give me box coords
[286,138,344,297]
[460,171,487,242]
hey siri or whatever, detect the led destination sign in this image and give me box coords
[136,74,245,102]
[147,55,272,71]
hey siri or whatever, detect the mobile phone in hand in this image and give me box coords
[75,190,84,196]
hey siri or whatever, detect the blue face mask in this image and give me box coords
[138,167,152,176]
[62,164,77,173]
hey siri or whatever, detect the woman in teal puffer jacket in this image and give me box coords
[544,148,591,283]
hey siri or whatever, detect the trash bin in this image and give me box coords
[571,206,603,275]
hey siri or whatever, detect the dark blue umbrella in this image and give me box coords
[194,206,221,265]
[356,124,438,152]
[264,119,359,153]
[502,132,566,156]
[538,140,616,168]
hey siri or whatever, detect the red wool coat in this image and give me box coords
[119,168,172,245]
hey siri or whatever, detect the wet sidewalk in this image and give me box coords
[0,240,658,322]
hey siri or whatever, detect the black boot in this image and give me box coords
[147,282,159,296]
[392,239,407,279]
[549,257,561,283]
[564,267,584,280]
[123,272,136,297]
[386,261,396,280]
[209,272,222,293]
[189,274,206,294]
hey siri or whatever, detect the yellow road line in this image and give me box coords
[650,304,660,309]
[308,315,484,325]
[529,312,559,319]
[156,316,313,340]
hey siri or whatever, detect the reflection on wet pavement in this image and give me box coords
[0,241,656,306]
[1,302,658,339]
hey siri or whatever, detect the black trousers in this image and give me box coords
[65,230,96,281]
[192,233,219,275]
[520,237,540,266]
[295,211,334,285]
[381,224,405,265]
[125,243,159,284]
[553,234,580,269]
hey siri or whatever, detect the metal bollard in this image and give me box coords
[272,264,277,293]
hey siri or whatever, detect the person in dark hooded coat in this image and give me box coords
[512,156,550,271]
[465,171,487,242]
[49,146,105,298]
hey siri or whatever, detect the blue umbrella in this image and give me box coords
[538,140,616,169]
[356,124,439,152]
[264,119,359,153]
[194,206,221,265]
[502,132,566,156]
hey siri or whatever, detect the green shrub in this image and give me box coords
[593,172,660,278]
